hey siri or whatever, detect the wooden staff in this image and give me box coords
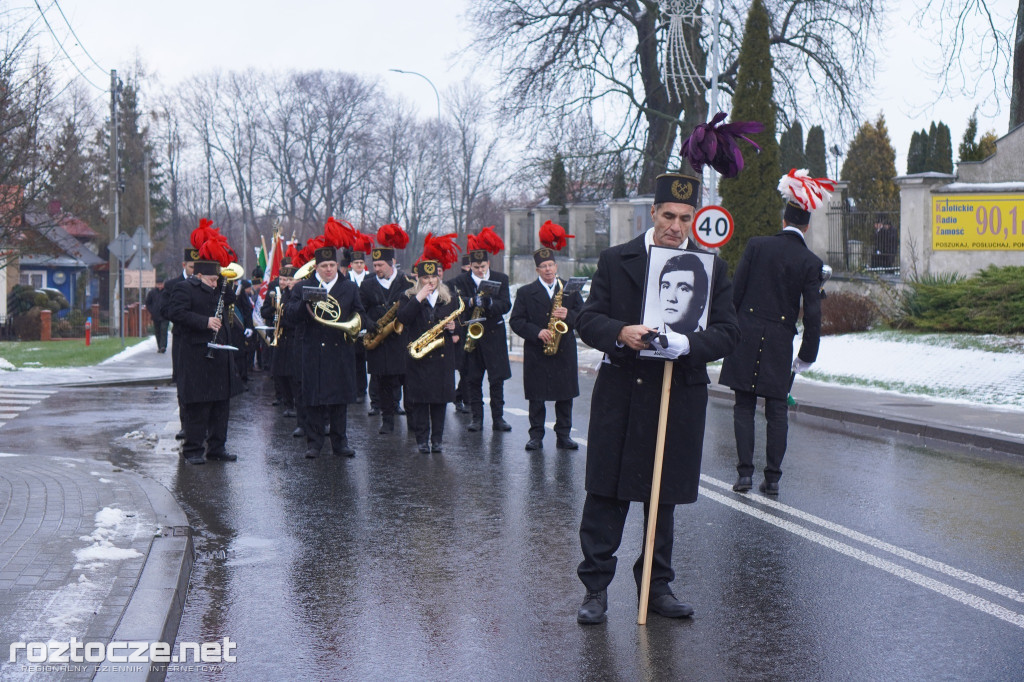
[637,360,674,625]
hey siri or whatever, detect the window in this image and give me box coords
[20,272,43,288]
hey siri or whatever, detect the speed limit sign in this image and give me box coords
[691,205,734,249]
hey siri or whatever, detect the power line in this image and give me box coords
[33,0,105,92]
[51,0,107,74]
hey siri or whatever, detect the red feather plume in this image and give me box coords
[323,217,356,249]
[466,233,478,251]
[353,231,375,253]
[475,226,504,254]
[190,218,218,249]
[420,232,461,271]
[285,241,299,260]
[198,239,234,268]
[539,220,574,251]
[377,223,410,250]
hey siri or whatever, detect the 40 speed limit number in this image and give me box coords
[691,205,734,249]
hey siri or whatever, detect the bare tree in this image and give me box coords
[915,0,1021,129]
[469,0,883,192]
[440,82,501,238]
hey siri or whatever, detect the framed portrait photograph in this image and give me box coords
[639,246,715,360]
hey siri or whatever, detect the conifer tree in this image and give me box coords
[805,126,828,178]
[841,114,899,212]
[907,130,928,173]
[928,121,953,173]
[547,152,567,207]
[958,109,997,162]
[779,121,805,174]
[719,0,780,270]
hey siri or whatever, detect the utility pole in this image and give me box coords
[108,69,121,336]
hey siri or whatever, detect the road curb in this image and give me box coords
[93,475,193,682]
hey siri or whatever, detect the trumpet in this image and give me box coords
[408,296,465,359]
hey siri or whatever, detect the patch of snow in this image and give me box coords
[21,361,41,366]
[0,453,21,457]
[99,337,156,364]
[0,357,15,370]
[73,507,143,568]
[98,478,112,483]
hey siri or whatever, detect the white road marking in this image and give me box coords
[700,486,1024,630]
[701,474,1024,604]
[0,389,54,429]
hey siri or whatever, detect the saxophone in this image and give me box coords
[542,280,569,356]
[408,296,465,359]
[362,300,404,350]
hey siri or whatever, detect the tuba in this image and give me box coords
[542,280,569,356]
[408,296,465,359]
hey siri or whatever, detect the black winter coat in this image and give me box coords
[284,277,365,406]
[359,273,414,376]
[450,270,512,381]
[577,235,739,505]
[719,231,822,399]
[165,277,242,404]
[396,292,459,404]
[145,288,164,323]
[509,278,583,401]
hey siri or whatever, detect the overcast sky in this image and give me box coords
[13,0,1016,179]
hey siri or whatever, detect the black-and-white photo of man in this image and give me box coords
[640,246,714,359]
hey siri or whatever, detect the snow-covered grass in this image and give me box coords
[803,331,1024,407]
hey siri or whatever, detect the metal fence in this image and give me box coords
[826,207,900,276]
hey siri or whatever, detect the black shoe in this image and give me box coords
[417,443,431,454]
[556,437,579,450]
[368,407,381,416]
[733,475,753,492]
[292,427,305,438]
[577,590,607,625]
[379,417,394,435]
[493,418,512,432]
[206,452,237,462]
[175,430,186,441]
[468,419,483,432]
[396,407,406,416]
[431,442,443,453]
[648,593,694,619]
[183,454,205,465]
[304,448,319,459]
[525,438,542,451]
[455,402,470,414]
[334,442,355,457]
[759,479,779,496]
[158,348,166,353]
[283,409,296,418]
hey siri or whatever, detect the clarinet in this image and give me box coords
[205,276,227,359]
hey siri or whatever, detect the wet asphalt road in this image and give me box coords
[6,366,1024,681]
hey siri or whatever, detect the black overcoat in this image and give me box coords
[144,288,164,323]
[577,235,739,505]
[509,278,583,401]
[165,277,242,404]
[260,279,292,377]
[284,277,365,407]
[359,273,413,376]
[719,231,822,400]
[396,292,458,404]
[161,273,187,380]
[450,270,512,381]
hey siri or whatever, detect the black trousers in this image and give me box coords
[292,377,308,432]
[375,374,403,416]
[528,399,573,441]
[354,351,368,397]
[733,389,789,482]
[464,351,505,421]
[306,403,348,453]
[152,320,168,351]
[578,492,676,597]
[273,375,293,407]
[407,402,447,445]
[182,399,230,459]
